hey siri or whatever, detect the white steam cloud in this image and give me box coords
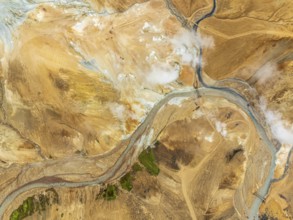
[146,29,214,86]
[197,33,215,49]
[171,30,214,67]
[171,29,198,67]
[215,121,227,137]
[108,103,126,121]
[255,62,279,84]
[260,97,293,146]
[146,62,180,85]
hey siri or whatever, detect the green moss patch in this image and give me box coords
[132,163,143,173]
[120,173,133,191]
[10,197,34,220]
[10,188,59,220]
[96,184,118,201]
[138,148,160,176]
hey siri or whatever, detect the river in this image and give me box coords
[193,1,276,219]
[0,0,278,219]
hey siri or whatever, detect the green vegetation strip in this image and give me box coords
[10,189,58,220]
[97,148,159,201]
[138,148,160,176]
[102,185,118,201]
[120,173,133,191]
[10,197,34,220]
[132,162,143,173]
[119,148,160,192]
[96,184,118,201]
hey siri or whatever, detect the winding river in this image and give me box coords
[194,1,276,219]
[0,0,278,219]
